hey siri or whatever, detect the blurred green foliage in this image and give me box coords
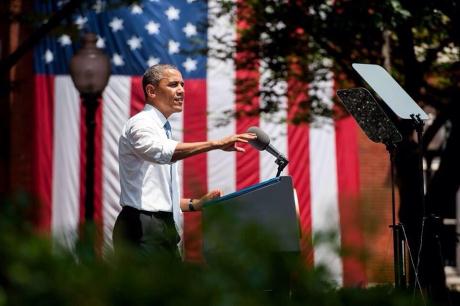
[0,194,433,306]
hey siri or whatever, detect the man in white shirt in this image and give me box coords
[113,64,256,259]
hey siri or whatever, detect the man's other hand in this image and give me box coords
[195,189,222,210]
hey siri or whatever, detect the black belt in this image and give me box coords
[122,205,173,219]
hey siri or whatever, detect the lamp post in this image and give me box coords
[70,33,110,223]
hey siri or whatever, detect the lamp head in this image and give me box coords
[69,33,111,96]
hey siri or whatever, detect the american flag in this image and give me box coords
[33,0,366,285]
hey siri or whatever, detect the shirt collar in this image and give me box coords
[144,104,168,128]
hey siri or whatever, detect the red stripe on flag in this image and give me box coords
[288,123,313,265]
[235,71,260,190]
[235,2,260,190]
[79,101,86,224]
[130,76,144,116]
[235,114,259,188]
[182,79,208,262]
[183,79,208,196]
[94,99,104,251]
[335,116,367,285]
[33,75,54,232]
[287,76,314,266]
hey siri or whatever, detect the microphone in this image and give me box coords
[247,126,289,163]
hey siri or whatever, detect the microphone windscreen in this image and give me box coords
[247,126,270,151]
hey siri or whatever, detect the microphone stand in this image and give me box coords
[275,156,289,177]
[246,126,289,177]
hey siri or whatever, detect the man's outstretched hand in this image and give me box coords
[218,133,257,152]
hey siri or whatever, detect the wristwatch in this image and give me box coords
[188,198,195,211]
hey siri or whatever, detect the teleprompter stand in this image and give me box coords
[337,63,429,291]
[337,87,407,288]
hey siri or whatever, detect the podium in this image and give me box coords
[202,176,300,259]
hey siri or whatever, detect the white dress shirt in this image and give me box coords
[118,104,183,237]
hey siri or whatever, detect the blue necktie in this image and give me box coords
[164,121,183,247]
[163,121,173,201]
[164,120,183,251]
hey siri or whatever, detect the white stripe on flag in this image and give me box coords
[102,76,132,248]
[52,75,80,250]
[260,62,288,181]
[207,0,236,194]
[260,110,288,181]
[310,116,343,285]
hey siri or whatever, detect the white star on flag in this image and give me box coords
[74,15,88,30]
[44,49,54,63]
[96,35,105,49]
[183,23,197,37]
[182,58,197,72]
[165,6,180,21]
[58,34,72,46]
[145,21,160,35]
[131,4,143,14]
[109,17,124,32]
[147,56,160,67]
[168,40,180,54]
[187,0,197,3]
[127,36,142,50]
[112,53,125,66]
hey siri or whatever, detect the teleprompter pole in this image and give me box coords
[388,144,407,289]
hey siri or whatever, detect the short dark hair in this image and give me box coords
[142,64,179,97]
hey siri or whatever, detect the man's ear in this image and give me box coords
[145,84,156,99]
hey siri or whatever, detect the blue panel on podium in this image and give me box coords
[202,176,300,258]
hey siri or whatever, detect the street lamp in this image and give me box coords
[70,33,110,222]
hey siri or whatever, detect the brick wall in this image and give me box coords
[357,128,395,283]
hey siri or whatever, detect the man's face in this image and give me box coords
[147,68,184,118]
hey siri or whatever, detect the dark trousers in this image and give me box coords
[112,206,181,260]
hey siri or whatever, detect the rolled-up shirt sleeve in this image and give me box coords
[126,123,178,164]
